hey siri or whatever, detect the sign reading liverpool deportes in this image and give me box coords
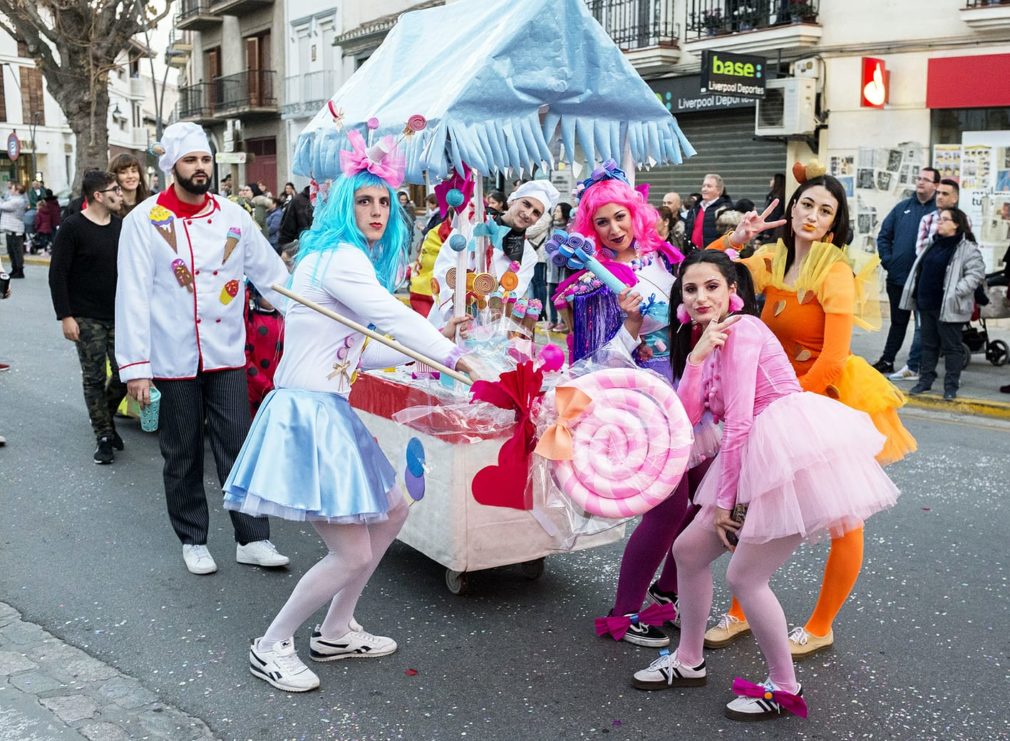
[700,50,766,99]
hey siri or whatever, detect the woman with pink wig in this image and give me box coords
[554,162,683,377]
[553,162,700,650]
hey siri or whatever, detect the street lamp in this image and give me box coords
[27,112,41,186]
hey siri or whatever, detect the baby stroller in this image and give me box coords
[962,271,1010,368]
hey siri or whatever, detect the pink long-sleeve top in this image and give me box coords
[677,315,802,509]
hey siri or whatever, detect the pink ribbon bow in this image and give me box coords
[594,603,677,641]
[339,129,405,188]
[730,677,809,719]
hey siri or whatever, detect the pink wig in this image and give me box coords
[572,179,670,259]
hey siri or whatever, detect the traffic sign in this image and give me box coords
[7,132,20,161]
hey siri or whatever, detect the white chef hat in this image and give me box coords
[155,122,212,172]
[507,180,560,214]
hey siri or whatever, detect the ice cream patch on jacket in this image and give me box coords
[149,205,177,253]
[223,226,241,263]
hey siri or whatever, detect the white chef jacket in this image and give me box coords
[274,245,462,396]
[428,240,536,327]
[115,193,289,382]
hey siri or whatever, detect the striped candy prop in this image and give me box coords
[535,368,693,518]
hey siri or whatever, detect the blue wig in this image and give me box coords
[295,170,411,293]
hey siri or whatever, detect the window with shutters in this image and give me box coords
[16,40,45,126]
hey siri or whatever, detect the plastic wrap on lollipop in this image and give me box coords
[529,348,694,549]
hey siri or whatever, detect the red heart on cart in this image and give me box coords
[471,433,533,510]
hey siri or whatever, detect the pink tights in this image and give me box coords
[262,496,408,645]
[672,517,802,692]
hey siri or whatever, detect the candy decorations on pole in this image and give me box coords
[545,232,630,296]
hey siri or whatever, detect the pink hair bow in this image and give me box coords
[594,603,676,641]
[731,678,809,719]
[339,129,406,188]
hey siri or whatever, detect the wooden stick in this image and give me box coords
[271,284,473,386]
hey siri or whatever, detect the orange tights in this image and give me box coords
[727,527,864,637]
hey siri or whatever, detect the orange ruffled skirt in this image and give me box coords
[829,355,917,465]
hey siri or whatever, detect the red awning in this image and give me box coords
[927,54,1010,109]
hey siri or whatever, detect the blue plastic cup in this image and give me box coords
[139,387,162,432]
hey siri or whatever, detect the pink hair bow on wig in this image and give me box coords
[339,129,406,188]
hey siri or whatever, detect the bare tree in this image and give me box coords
[0,0,173,192]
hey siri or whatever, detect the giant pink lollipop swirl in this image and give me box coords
[536,368,693,518]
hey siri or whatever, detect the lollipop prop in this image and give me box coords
[545,232,629,296]
[535,368,692,518]
[272,284,472,385]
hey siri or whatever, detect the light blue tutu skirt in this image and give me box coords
[223,389,398,524]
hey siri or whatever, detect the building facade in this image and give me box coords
[174,0,288,194]
[175,0,1010,263]
[0,27,173,198]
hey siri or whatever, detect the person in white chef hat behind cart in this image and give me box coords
[115,122,292,576]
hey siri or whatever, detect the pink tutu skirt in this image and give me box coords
[693,392,899,544]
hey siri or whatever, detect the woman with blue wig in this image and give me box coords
[223,128,484,693]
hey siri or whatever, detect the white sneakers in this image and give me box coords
[889,365,920,382]
[250,625,396,693]
[631,649,707,690]
[724,679,804,722]
[249,638,320,693]
[183,540,289,575]
[309,625,398,662]
[236,540,290,567]
[182,544,218,575]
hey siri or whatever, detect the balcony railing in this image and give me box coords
[177,83,217,121]
[214,70,278,116]
[686,0,819,39]
[965,0,1010,6]
[282,70,338,118]
[176,0,222,31]
[588,0,678,50]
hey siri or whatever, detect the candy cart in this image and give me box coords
[292,0,695,592]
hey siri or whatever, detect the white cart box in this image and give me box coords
[349,372,625,588]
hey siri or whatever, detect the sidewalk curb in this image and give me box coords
[904,394,1010,420]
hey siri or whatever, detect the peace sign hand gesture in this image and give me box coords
[728,199,787,249]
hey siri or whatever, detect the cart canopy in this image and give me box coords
[293,0,694,182]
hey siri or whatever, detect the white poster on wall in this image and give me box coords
[960,131,1010,270]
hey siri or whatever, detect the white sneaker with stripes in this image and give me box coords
[631,649,706,690]
[725,680,803,721]
[309,625,398,662]
[249,638,319,692]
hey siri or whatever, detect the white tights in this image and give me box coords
[262,495,408,645]
[672,516,802,692]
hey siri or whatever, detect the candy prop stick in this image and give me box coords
[545,233,629,296]
[535,368,692,518]
[272,284,472,385]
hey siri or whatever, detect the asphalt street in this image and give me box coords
[1,270,1008,740]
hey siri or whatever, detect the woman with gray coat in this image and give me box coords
[900,207,985,400]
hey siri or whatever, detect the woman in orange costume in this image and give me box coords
[704,166,915,659]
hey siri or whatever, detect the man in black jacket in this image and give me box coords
[279,186,313,248]
[684,173,732,249]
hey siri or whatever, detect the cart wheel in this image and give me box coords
[962,343,972,369]
[519,558,545,581]
[987,340,1009,366]
[445,569,469,595]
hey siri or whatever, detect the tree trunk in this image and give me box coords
[41,46,111,195]
[64,87,111,196]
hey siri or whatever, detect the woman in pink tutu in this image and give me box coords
[631,250,898,722]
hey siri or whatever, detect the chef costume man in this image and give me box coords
[430,179,559,325]
[115,122,291,576]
